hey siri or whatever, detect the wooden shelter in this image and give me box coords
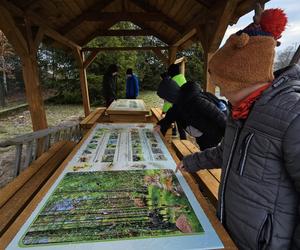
[0,0,269,132]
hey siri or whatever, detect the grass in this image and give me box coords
[0,91,162,141]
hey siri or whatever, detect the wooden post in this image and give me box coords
[168,46,177,65]
[22,56,48,130]
[75,49,91,117]
[204,52,215,93]
[180,60,185,75]
[0,5,48,132]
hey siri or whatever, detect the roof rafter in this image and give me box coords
[88,29,156,37]
[206,0,239,52]
[84,12,176,23]
[0,0,81,50]
[129,0,185,33]
[59,0,113,35]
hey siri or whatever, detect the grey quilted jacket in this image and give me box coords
[183,65,300,250]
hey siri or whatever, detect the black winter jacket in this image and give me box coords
[183,65,300,249]
[102,71,117,102]
[158,82,227,150]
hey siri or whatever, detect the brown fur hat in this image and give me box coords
[209,8,287,93]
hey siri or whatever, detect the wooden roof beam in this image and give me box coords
[59,0,114,35]
[129,0,185,33]
[88,29,156,37]
[172,28,197,47]
[230,0,269,24]
[82,46,169,52]
[85,12,175,23]
[194,0,215,9]
[0,4,28,57]
[206,0,239,52]
[0,0,81,50]
[78,21,117,46]
[129,20,172,45]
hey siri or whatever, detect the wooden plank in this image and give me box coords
[108,114,147,123]
[151,107,163,121]
[0,141,65,208]
[152,48,168,65]
[164,137,236,249]
[88,108,106,125]
[85,12,176,22]
[204,52,215,93]
[206,0,239,52]
[82,46,169,52]
[208,169,221,182]
[94,29,156,37]
[172,28,197,47]
[23,142,33,170]
[22,55,48,131]
[83,50,99,69]
[80,110,99,129]
[75,51,91,117]
[1,0,81,50]
[0,126,96,248]
[194,170,220,207]
[168,46,177,65]
[129,0,185,33]
[0,141,76,237]
[59,0,113,35]
[14,145,23,177]
[0,4,28,57]
[172,139,220,207]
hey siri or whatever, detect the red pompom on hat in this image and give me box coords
[260,8,288,40]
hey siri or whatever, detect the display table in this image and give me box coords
[0,123,236,250]
[106,99,150,122]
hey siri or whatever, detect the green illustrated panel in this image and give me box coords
[20,169,204,246]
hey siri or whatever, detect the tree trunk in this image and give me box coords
[0,56,6,106]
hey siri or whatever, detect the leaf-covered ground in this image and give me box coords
[0,91,163,187]
[0,91,163,141]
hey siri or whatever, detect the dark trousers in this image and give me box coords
[172,122,187,140]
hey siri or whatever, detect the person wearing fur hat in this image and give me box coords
[125,68,139,99]
[156,80,227,150]
[176,8,300,249]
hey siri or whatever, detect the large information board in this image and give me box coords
[7,124,223,250]
[106,99,149,115]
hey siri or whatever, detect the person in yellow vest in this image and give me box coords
[162,64,187,139]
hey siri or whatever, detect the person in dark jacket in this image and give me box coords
[177,9,300,249]
[125,68,139,99]
[102,64,118,107]
[155,79,227,150]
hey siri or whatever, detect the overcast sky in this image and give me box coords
[222,0,300,53]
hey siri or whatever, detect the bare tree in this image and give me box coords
[275,43,299,70]
[0,30,15,107]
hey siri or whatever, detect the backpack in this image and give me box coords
[201,92,228,115]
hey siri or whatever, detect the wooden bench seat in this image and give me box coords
[0,140,76,237]
[80,107,106,129]
[151,107,164,122]
[172,139,221,208]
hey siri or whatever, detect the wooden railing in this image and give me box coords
[0,122,82,177]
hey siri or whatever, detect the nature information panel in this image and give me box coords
[106,99,149,114]
[7,124,223,250]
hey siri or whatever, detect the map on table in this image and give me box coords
[107,99,147,112]
[7,123,223,250]
[20,169,204,246]
[69,123,174,172]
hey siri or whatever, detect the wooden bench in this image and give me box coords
[151,107,173,143]
[172,139,221,208]
[0,140,76,237]
[80,107,106,129]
